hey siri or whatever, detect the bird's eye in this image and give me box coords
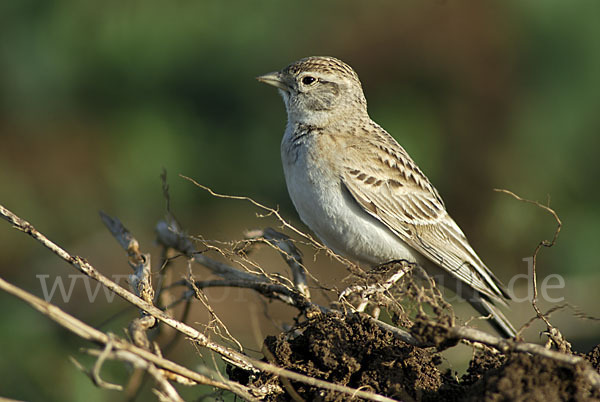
[301,76,317,85]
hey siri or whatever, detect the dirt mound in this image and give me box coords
[463,353,599,401]
[230,312,600,401]
[263,312,442,400]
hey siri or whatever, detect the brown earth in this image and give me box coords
[229,312,600,401]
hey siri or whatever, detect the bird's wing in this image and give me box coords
[339,126,510,301]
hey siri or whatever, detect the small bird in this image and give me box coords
[257,56,516,338]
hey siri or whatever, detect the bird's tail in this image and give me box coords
[470,294,517,338]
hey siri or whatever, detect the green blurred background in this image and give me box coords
[1,1,599,400]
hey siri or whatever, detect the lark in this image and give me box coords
[257,56,516,337]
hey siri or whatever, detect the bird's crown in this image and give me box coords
[283,56,361,85]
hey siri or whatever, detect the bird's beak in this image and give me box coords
[256,72,288,91]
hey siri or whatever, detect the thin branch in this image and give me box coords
[0,274,258,401]
[187,263,245,353]
[180,175,362,271]
[247,355,400,402]
[155,219,268,283]
[99,211,155,305]
[70,355,122,391]
[100,211,157,352]
[155,218,310,308]
[494,189,568,349]
[145,364,184,402]
[166,278,308,309]
[85,348,185,402]
[244,227,310,299]
[0,204,255,372]
[162,296,193,355]
[172,277,422,346]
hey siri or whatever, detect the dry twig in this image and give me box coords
[0,275,255,400]
[494,189,569,350]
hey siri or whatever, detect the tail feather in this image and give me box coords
[469,294,517,338]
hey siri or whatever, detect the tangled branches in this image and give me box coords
[0,180,598,401]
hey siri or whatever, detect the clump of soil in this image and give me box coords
[263,312,442,401]
[463,353,599,401]
[229,312,600,401]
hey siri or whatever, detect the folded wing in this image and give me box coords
[340,127,510,302]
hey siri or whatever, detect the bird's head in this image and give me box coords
[257,56,368,127]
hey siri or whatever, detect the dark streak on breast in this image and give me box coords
[284,123,322,163]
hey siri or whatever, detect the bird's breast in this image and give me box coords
[280,127,419,266]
